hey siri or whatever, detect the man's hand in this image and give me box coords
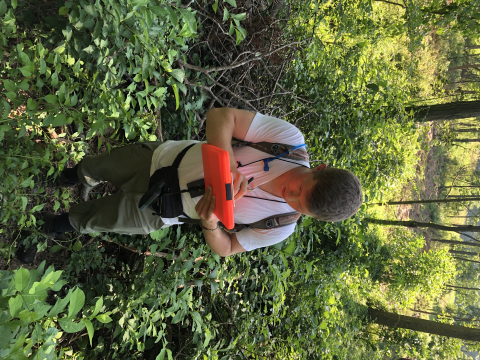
[231,168,247,201]
[195,186,219,229]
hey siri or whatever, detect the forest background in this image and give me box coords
[1,0,480,359]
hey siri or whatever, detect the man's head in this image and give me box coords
[307,165,362,221]
[281,165,362,221]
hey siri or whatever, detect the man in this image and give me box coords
[40,108,363,257]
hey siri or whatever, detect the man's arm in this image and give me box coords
[206,108,256,200]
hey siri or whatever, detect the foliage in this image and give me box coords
[0,0,475,359]
[0,262,109,359]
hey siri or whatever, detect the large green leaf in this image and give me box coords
[179,8,197,33]
[48,289,72,317]
[58,318,86,333]
[14,268,30,292]
[68,288,85,318]
[82,318,94,346]
[284,240,296,255]
[8,295,22,317]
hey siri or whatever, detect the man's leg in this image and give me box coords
[74,142,162,189]
[68,191,164,235]
[62,141,164,234]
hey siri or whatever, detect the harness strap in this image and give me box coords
[232,139,309,162]
[179,212,300,232]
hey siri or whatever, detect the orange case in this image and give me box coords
[202,144,234,229]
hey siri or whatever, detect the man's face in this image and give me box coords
[281,169,316,217]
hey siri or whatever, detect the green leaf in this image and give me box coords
[166,6,178,29]
[44,94,58,104]
[172,84,179,110]
[48,289,72,317]
[190,311,202,326]
[366,83,379,92]
[320,321,328,330]
[83,45,94,54]
[230,13,246,21]
[82,318,94,346]
[15,268,30,292]
[96,314,112,323]
[3,79,15,91]
[52,113,67,127]
[223,7,229,21]
[19,65,34,77]
[204,328,212,347]
[91,296,103,318]
[11,0,16,9]
[335,228,341,246]
[210,279,219,294]
[22,290,48,304]
[156,348,166,360]
[142,51,150,77]
[0,0,7,16]
[68,288,85,318]
[50,245,63,253]
[178,23,193,38]
[59,6,69,15]
[170,69,185,83]
[284,240,296,255]
[37,241,48,253]
[20,52,30,65]
[179,8,197,33]
[224,0,237,7]
[212,0,218,13]
[228,22,234,36]
[72,241,82,252]
[171,311,183,324]
[58,318,86,333]
[8,295,22,317]
[235,29,243,45]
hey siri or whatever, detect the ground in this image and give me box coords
[395,123,442,250]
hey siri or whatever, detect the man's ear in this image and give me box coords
[313,163,327,171]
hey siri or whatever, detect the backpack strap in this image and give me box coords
[232,139,309,163]
[179,212,301,233]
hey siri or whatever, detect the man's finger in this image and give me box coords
[235,179,247,201]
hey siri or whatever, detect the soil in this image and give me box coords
[394,123,444,250]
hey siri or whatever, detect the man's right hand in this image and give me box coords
[231,168,247,201]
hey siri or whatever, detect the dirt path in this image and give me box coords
[395,124,443,249]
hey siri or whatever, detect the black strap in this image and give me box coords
[179,212,300,232]
[173,143,196,168]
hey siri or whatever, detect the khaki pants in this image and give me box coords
[69,142,165,235]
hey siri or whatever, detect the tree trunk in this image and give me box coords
[370,196,480,205]
[449,250,479,256]
[448,64,480,72]
[443,185,480,189]
[369,308,480,341]
[466,45,480,49]
[432,239,480,247]
[411,309,476,323]
[453,256,480,264]
[453,138,480,143]
[446,285,480,291]
[406,100,480,122]
[364,218,480,233]
[451,128,480,133]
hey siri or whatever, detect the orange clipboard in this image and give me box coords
[201,143,234,230]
